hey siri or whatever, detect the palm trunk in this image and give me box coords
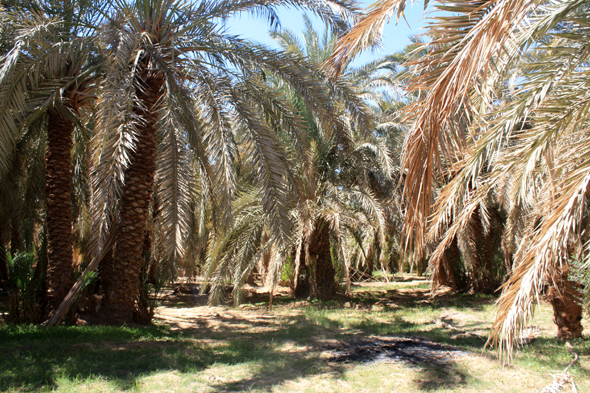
[501,237,513,276]
[433,243,458,290]
[10,210,22,254]
[467,207,504,294]
[365,240,374,277]
[98,246,114,298]
[0,250,7,283]
[0,225,7,282]
[45,110,75,314]
[546,265,583,339]
[447,237,468,290]
[263,251,272,286]
[99,75,163,324]
[309,219,336,300]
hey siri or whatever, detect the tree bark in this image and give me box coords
[10,210,22,254]
[45,110,75,314]
[98,75,163,324]
[365,238,375,279]
[0,225,8,282]
[546,265,584,339]
[308,219,337,300]
[467,207,504,294]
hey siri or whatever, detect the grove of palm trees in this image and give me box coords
[1,0,589,391]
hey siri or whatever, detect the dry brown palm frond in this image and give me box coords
[325,0,424,76]
[408,0,590,260]
[402,0,539,257]
[488,148,590,361]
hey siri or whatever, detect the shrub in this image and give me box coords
[6,250,45,323]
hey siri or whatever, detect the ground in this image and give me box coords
[1,277,589,392]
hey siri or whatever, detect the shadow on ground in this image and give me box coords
[2,283,586,392]
[0,313,474,392]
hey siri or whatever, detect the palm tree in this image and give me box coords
[0,134,46,291]
[0,1,98,315]
[57,0,363,325]
[204,19,393,303]
[275,19,398,298]
[329,0,590,359]
[46,0,364,327]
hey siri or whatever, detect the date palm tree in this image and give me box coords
[0,1,99,315]
[328,0,590,359]
[204,18,393,303]
[43,0,362,325]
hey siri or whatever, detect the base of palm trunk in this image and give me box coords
[96,300,152,326]
[98,267,154,325]
[546,266,584,339]
[307,220,338,300]
[312,257,337,300]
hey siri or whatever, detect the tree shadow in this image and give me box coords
[4,286,580,392]
[0,308,476,392]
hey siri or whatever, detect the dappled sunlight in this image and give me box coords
[3,280,588,392]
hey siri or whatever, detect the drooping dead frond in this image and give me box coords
[402,0,542,257]
[326,0,424,76]
[489,146,590,360]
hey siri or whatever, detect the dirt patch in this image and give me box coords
[153,304,289,338]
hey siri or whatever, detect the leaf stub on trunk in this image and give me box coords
[98,75,163,324]
[45,110,75,314]
[546,265,584,340]
[309,219,337,300]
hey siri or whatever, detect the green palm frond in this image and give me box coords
[152,87,195,284]
[231,93,293,244]
[0,14,91,175]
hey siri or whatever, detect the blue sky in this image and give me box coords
[225,1,431,66]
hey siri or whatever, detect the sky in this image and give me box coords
[225,1,432,66]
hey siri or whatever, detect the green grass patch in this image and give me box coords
[1,281,589,392]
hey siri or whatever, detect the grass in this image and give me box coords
[1,281,589,392]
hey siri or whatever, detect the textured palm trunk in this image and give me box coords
[0,255,7,282]
[432,251,455,290]
[365,239,375,277]
[467,209,488,292]
[308,220,337,300]
[97,246,114,300]
[45,110,75,314]
[448,237,468,290]
[501,241,513,276]
[466,207,504,294]
[10,210,22,254]
[0,225,7,281]
[546,265,584,339]
[434,236,469,291]
[99,75,163,324]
